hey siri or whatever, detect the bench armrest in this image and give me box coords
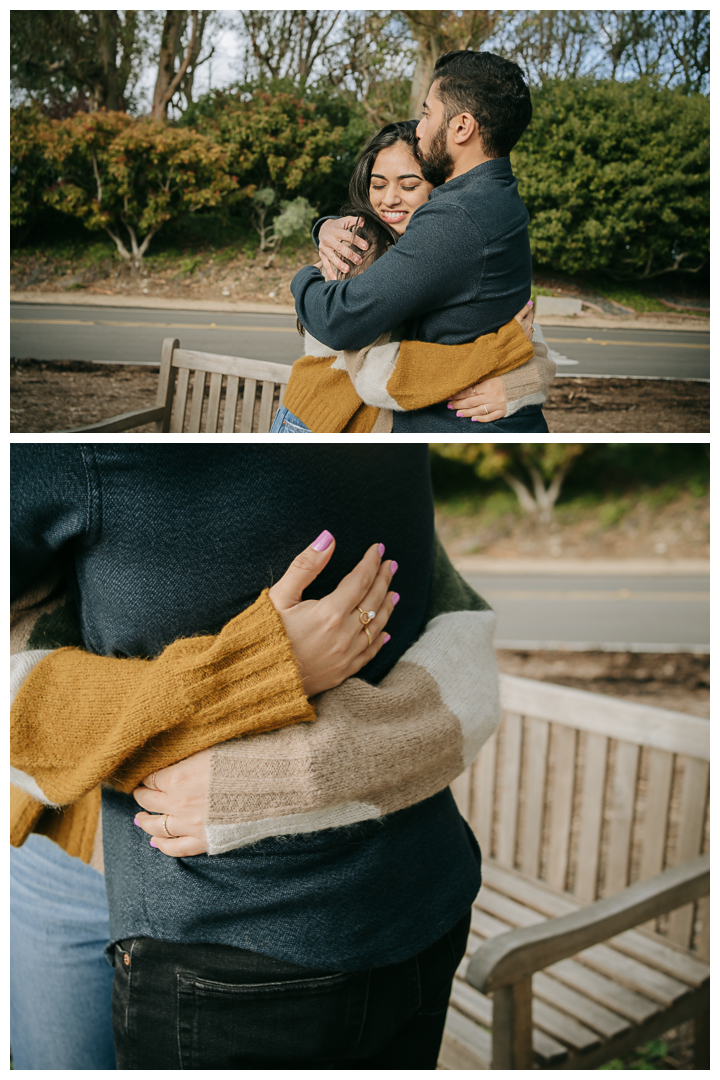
[467,853,709,993]
[67,405,167,433]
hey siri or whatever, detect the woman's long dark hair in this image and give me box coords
[298,120,422,334]
[344,119,421,247]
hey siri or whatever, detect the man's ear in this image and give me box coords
[450,112,478,147]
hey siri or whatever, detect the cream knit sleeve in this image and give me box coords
[205,608,502,854]
[499,335,557,417]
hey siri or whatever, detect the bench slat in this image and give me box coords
[495,712,522,867]
[604,741,640,896]
[205,372,223,432]
[639,748,674,884]
[222,375,240,433]
[517,716,548,879]
[533,971,629,1039]
[546,957,657,1024]
[170,366,191,431]
[666,757,709,948]
[471,732,496,855]
[440,1007,492,1069]
[187,370,206,432]
[257,380,276,432]
[574,732,608,902]
[544,724,577,891]
[239,378,257,433]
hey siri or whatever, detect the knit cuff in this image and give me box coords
[172,589,315,739]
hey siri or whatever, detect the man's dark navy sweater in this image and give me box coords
[292,157,533,433]
[11,444,481,970]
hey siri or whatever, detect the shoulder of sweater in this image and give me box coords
[403,198,485,243]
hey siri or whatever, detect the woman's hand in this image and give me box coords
[132,532,398,855]
[515,300,534,342]
[448,376,508,423]
[447,301,533,421]
[317,216,368,279]
[269,531,397,698]
[133,750,212,857]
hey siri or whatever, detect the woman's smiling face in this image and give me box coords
[368,143,434,235]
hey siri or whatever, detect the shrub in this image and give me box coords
[12,108,239,264]
[514,79,709,279]
[183,88,344,208]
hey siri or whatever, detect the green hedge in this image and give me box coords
[514,79,709,279]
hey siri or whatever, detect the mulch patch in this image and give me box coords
[10,360,710,434]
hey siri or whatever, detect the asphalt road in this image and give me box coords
[540,325,709,380]
[11,304,710,380]
[461,572,709,650]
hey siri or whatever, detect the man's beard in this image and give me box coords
[416,123,454,186]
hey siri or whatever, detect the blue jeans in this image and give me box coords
[10,834,116,1070]
[270,406,312,433]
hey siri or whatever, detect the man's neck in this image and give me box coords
[446,148,495,182]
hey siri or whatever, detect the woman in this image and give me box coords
[271,121,554,434]
[11,444,501,1069]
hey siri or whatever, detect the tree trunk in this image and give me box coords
[152,11,199,121]
[97,11,120,111]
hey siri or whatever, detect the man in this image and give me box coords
[292,50,535,432]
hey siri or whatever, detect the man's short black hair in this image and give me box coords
[432,50,532,158]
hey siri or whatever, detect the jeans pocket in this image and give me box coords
[177,969,367,1068]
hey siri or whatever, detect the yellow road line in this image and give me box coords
[11,319,297,333]
[483,590,708,602]
[545,337,708,350]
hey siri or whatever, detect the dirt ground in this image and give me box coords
[496,649,709,718]
[9,359,709,434]
[545,376,708,433]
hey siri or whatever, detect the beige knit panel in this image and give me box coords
[10,571,66,652]
[500,340,557,402]
[207,662,465,828]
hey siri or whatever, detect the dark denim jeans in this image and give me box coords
[112,910,471,1069]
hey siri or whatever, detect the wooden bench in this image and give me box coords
[70,338,290,433]
[441,675,710,1070]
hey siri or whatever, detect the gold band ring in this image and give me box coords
[483,404,489,415]
[357,605,376,626]
[162,815,178,839]
[362,625,373,646]
[146,772,159,791]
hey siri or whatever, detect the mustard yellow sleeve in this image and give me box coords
[11,590,314,808]
[388,318,535,410]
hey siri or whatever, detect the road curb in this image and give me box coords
[10,292,709,331]
[10,291,296,316]
[452,557,709,576]
[538,315,709,333]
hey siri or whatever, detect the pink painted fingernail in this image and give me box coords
[391,561,398,576]
[392,592,400,606]
[472,417,478,422]
[447,402,453,409]
[383,633,391,643]
[134,815,140,826]
[377,543,385,557]
[528,299,533,308]
[456,411,463,418]
[150,839,158,848]
[312,530,333,552]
